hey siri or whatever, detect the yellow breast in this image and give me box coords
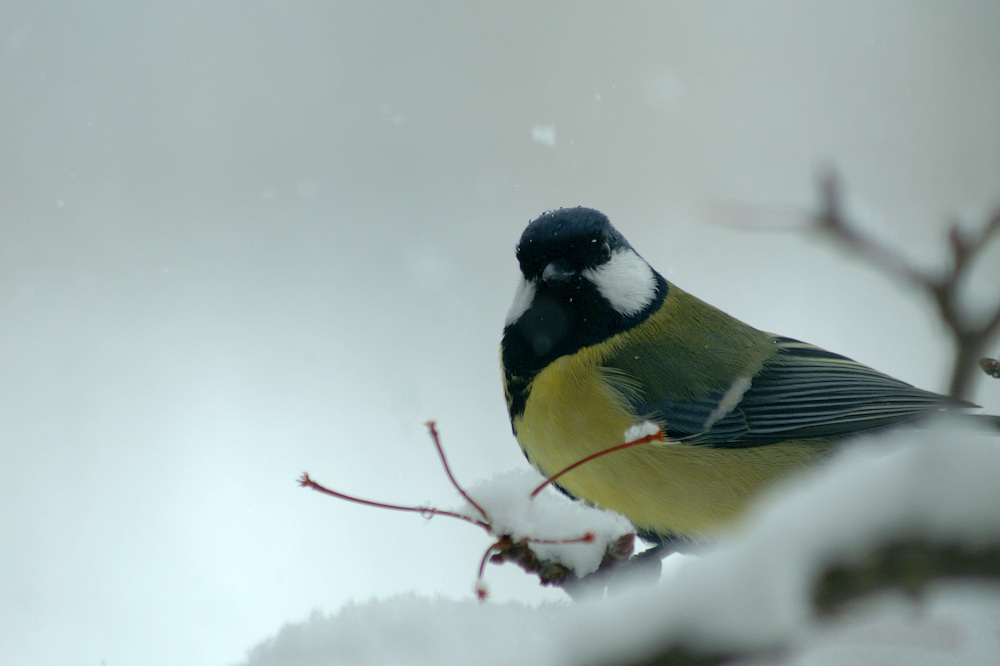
[513,343,831,541]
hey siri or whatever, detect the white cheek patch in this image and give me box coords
[505,278,537,325]
[582,249,657,316]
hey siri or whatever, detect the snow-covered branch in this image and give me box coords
[812,537,1000,616]
[298,422,643,599]
[245,422,1000,666]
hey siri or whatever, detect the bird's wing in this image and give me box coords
[604,336,961,447]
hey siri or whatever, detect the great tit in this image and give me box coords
[501,206,967,546]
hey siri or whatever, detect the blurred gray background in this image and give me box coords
[3,2,999,664]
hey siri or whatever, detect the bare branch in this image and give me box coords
[813,169,1000,400]
[815,171,929,287]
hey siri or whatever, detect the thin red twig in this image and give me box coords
[425,421,489,520]
[298,472,490,530]
[530,430,664,498]
[300,426,637,598]
[478,542,502,584]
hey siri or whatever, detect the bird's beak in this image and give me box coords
[541,261,575,286]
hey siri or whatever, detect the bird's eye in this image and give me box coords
[600,241,612,261]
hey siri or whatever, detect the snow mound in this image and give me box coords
[460,469,634,577]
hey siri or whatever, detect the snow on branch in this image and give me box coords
[247,421,1000,666]
[812,537,1000,616]
[299,421,657,599]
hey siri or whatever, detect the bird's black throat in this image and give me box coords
[502,273,668,420]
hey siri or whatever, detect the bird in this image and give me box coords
[500,206,972,547]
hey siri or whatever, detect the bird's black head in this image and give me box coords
[515,207,632,281]
[502,207,667,415]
